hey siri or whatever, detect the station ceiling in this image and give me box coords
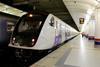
[0,0,79,31]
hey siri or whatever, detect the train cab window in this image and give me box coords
[18,16,41,33]
[18,18,28,32]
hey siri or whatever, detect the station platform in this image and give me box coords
[30,35,100,67]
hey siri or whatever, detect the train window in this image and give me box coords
[18,16,41,33]
[18,18,28,32]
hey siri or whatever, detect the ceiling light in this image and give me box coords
[29,14,33,17]
[97,0,100,1]
[96,0,100,2]
[87,9,93,15]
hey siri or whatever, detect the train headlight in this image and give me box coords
[32,39,35,42]
[32,39,35,45]
[12,37,16,44]
[13,37,16,41]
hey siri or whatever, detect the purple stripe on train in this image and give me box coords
[54,34,62,46]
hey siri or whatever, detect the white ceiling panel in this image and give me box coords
[63,0,98,31]
[63,0,98,13]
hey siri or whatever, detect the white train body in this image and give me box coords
[9,12,78,50]
[32,14,78,50]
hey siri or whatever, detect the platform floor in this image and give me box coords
[30,35,100,67]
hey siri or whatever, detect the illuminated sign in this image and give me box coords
[79,18,84,24]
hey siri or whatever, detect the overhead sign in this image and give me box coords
[79,18,84,24]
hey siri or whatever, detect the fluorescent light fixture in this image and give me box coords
[87,9,93,15]
[96,0,100,2]
[85,14,90,21]
[96,0,100,5]
[81,8,94,32]
[81,14,90,32]
[95,0,99,5]
[0,3,27,17]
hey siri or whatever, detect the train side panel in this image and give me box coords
[33,14,56,50]
[33,14,79,50]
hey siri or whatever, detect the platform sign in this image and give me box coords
[79,18,84,24]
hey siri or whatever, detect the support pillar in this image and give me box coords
[95,8,100,47]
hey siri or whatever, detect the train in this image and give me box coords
[8,10,78,63]
[0,12,19,47]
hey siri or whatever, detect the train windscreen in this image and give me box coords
[11,13,47,47]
